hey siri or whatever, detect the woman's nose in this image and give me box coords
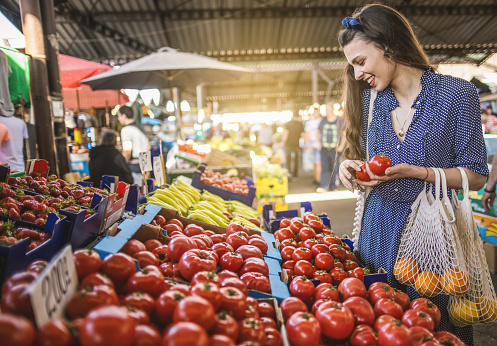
[354,67,363,80]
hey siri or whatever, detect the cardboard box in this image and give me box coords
[204,149,245,166]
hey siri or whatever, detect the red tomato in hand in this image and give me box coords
[369,154,392,176]
[356,163,371,182]
[286,311,321,346]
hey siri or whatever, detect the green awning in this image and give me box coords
[0,46,30,108]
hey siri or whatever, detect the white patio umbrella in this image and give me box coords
[80,47,249,90]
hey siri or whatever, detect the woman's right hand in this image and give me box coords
[339,160,380,192]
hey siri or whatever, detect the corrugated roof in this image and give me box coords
[1,0,496,112]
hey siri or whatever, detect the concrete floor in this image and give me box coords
[284,170,497,345]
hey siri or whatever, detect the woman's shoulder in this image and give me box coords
[435,72,478,96]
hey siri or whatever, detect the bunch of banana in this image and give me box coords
[145,180,202,216]
[486,222,497,237]
[187,201,230,227]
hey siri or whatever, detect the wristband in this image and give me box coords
[421,166,429,181]
[484,186,496,193]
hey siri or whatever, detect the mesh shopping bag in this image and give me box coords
[447,167,497,326]
[394,168,468,298]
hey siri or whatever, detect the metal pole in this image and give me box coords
[196,84,203,123]
[172,87,183,140]
[20,0,58,173]
[312,66,319,105]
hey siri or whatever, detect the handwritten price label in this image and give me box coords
[153,156,166,187]
[26,245,78,327]
[138,151,153,172]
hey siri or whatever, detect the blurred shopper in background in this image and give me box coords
[483,106,497,133]
[304,107,323,185]
[316,101,345,192]
[281,113,304,180]
[89,129,133,187]
[118,105,150,185]
[257,123,274,148]
[0,113,28,172]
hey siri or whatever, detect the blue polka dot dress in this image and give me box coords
[357,69,489,346]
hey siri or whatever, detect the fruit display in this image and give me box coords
[146,179,262,231]
[280,278,468,346]
[200,168,250,195]
[0,220,51,251]
[0,247,284,346]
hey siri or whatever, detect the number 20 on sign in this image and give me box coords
[26,245,79,327]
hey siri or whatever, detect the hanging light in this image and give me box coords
[180,100,191,112]
[166,101,175,113]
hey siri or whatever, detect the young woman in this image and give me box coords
[337,4,488,344]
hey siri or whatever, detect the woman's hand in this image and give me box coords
[339,160,380,192]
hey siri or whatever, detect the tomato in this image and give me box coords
[125,266,166,298]
[191,271,221,287]
[166,218,184,230]
[329,244,346,261]
[240,272,271,293]
[303,212,319,224]
[257,302,275,320]
[279,297,308,322]
[244,304,259,319]
[342,296,375,326]
[193,234,214,248]
[212,311,239,340]
[192,238,207,250]
[25,260,47,275]
[210,234,226,244]
[286,311,321,346]
[356,162,371,182]
[280,238,297,248]
[162,322,209,346]
[126,306,150,325]
[369,154,392,176]
[144,239,162,252]
[122,292,155,315]
[377,320,411,346]
[155,290,185,325]
[240,257,269,276]
[173,296,215,331]
[178,249,217,281]
[66,285,119,319]
[401,309,435,331]
[238,318,265,344]
[164,223,183,236]
[159,262,174,277]
[166,237,197,261]
[298,227,316,241]
[1,271,38,296]
[264,327,282,346]
[209,334,235,346]
[80,306,135,346]
[409,326,435,346]
[73,249,102,279]
[247,237,269,254]
[133,251,160,268]
[314,252,334,271]
[133,324,161,346]
[120,239,147,256]
[260,316,277,329]
[80,272,115,289]
[373,314,397,332]
[276,227,294,242]
[100,252,136,287]
[307,219,323,233]
[219,286,246,320]
[226,232,249,250]
[280,219,291,228]
[236,244,263,260]
[294,260,314,277]
[374,298,404,319]
[347,267,365,282]
[0,313,35,346]
[191,282,223,310]
[212,242,235,258]
[292,247,313,262]
[289,276,315,301]
[152,245,169,262]
[343,260,359,271]
[338,277,367,301]
[368,283,396,306]
[330,267,349,286]
[315,301,355,340]
[313,270,332,284]
[221,277,248,296]
[184,224,205,237]
[281,246,296,261]
[313,283,339,302]
[220,251,244,272]
[226,222,249,236]
[410,298,441,329]
[36,318,74,346]
[393,289,410,311]
[282,260,295,270]
[433,331,465,346]
[348,324,379,346]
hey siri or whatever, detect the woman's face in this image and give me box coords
[343,37,395,91]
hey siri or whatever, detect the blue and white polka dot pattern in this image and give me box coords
[357,69,489,346]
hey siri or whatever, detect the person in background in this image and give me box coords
[0,113,28,172]
[89,129,133,187]
[337,4,487,344]
[0,123,10,163]
[484,106,497,133]
[316,101,346,192]
[281,112,305,180]
[118,105,150,185]
[257,123,274,148]
[304,107,323,186]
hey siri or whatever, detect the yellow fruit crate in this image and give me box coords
[255,196,288,214]
[255,176,288,198]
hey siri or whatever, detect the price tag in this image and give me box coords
[138,151,153,172]
[26,245,78,327]
[153,156,166,188]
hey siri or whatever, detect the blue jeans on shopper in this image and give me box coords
[320,148,340,190]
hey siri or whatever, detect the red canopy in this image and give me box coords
[59,54,128,109]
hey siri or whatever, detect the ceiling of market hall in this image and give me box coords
[1,0,497,113]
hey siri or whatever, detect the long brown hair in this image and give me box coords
[338,4,433,160]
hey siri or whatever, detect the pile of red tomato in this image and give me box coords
[0,248,283,345]
[200,168,250,195]
[274,212,366,289]
[281,278,466,345]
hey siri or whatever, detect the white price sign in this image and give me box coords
[138,151,153,172]
[153,156,166,187]
[26,245,78,327]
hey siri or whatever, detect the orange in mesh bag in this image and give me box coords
[448,167,497,326]
[394,168,469,298]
